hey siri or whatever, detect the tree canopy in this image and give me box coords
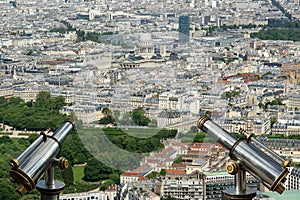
[0,92,178,193]
[99,107,116,125]
[83,157,115,182]
[132,107,151,126]
[251,28,300,42]
[0,92,67,131]
[103,127,177,153]
[258,98,284,110]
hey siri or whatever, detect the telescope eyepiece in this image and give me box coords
[226,160,240,175]
[56,157,69,170]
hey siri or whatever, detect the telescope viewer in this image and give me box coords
[9,120,74,200]
[197,115,291,200]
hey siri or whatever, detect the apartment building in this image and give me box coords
[272,119,300,137]
[60,191,107,200]
[159,170,259,200]
[221,116,271,135]
[160,170,205,200]
[157,110,182,128]
[0,85,13,98]
[285,167,300,190]
[287,93,300,111]
[204,171,259,200]
[13,87,41,102]
[60,104,103,124]
[260,138,300,162]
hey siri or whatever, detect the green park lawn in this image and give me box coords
[73,165,85,183]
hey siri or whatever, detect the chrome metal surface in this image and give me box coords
[240,129,286,165]
[10,135,44,168]
[224,187,257,200]
[197,116,237,150]
[197,116,289,194]
[45,163,55,188]
[36,180,65,200]
[11,129,52,168]
[9,121,74,194]
[232,140,287,192]
[235,169,247,194]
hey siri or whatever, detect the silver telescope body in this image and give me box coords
[9,120,74,194]
[197,116,289,194]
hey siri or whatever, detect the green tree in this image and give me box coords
[258,102,266,110]
[146,171,159,179]
[62,166,74,186]
[83,158,113,182]
[160,169,166,176]
[270,116,277,126]
[192,132,208,142]
[99,107,116,125]
[132,108,151,126]
[293,162,300,168]
[26,50,33,56]
[173,156,182,164]
[221,90,240,99]
[265,134,285,139]
[109,173,120,184]
[35,91,51,108]
[100,180,114,191]
[231,132,246,139]
[0,178,21,200]
[102,107,111,116]
[8,97,23,105]
[49,96,66,110]
[288,135,300,139]
[99,115,116,125]
[251,28,300,41]
[270,98,284,106]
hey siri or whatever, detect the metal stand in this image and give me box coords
[224,168,257,200]
[36,159,66,200]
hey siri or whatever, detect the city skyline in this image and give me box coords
[1,0,300,200]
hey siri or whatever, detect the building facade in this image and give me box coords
[204,171,259,200]
[160,170,205,200]
[179,15,190,43]
[285,167,300,190]
[60,191,107,200]
[287,93,300,111]
[159,170,259,200]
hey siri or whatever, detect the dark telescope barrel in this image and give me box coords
[197,116,289,194]
[9,120,74,194]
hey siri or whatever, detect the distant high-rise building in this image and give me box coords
[179,15,190,43]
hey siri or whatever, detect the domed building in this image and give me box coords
[115,33,168,70]
[134,33,155,59]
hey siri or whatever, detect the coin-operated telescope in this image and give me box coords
[197,116,291,200]
[9,120,74,200]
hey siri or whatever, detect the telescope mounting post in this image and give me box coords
[36,157,68,200]
[224,160,257,200]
